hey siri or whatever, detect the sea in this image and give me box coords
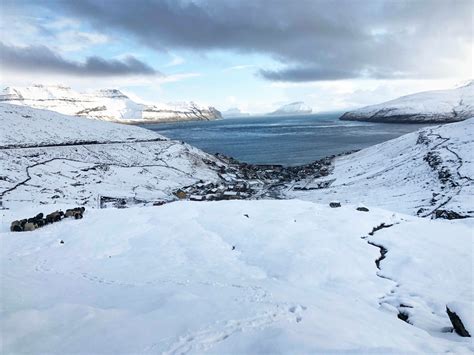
[140,113,432,166]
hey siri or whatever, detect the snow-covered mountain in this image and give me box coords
[289,119,474,218]
[0,103,226,208]
[221,107,250,118]
[0,84,222,123]
[268,101,312,115]
[340,81,474,123]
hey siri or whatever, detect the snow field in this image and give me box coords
[1,200,472,354]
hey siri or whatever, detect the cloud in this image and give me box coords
[0,42,160,77]
[224,64,256,72]
[260,67,360,82]
[47,0,472,82]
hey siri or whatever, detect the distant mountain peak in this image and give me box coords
[95,89,129,99]
[269,101,312,116]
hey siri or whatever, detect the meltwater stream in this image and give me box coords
[141,113,432,166]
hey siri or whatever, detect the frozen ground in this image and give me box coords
[289,119,474,217]
[1,201,473,354]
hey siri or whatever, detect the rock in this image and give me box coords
[446,306,471,337]
[244,214,249,218]
[397,311,410,323]
[60,240,64,244]
[434,209,468,220]
[357,207,370,212]
[329,202,341,208]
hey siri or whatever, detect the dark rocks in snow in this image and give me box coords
[446,306,471,337]
[367,241,388,269]
[244,214,249,218]
[397,311,410,324]
[357,207,370,212]
[416,132,431,146]
[423,151,456,186]
[329,202,341,208]
[434,209,468,220]
[368,223,393,236]
[60,240,64,244]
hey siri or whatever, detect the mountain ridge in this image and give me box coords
[340,81,473,123]
[0,84,222,124]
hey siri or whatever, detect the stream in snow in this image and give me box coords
[141,113,432,166]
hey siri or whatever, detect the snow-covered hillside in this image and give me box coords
[340,81,474,123]
[269,101,312,115]
[289,119,474,218]
[0,84,222,123]
[221,107,250,118]
[1,91,473,354]
[0,103,224,208]
[1,201,472,354]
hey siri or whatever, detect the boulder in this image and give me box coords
[435,210,467,220]
[329,202,341,208]
[446,304,471,337]
[357,207,370,212]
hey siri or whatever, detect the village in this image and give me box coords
[173,152,337,202]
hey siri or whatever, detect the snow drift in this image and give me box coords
[340,81,474,123]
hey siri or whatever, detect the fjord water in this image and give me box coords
[141,113,431,166]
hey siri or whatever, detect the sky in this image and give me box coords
[0,0,472,114]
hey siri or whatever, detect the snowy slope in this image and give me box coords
[0,84,222,123]
[288,119,474,217]
[0,103,224,208]
[0,103,162,147]
[269,101,312,115]
[1,201,472,354]
[340,81,474,123]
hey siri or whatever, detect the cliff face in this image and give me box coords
[340,81,474,123]
[0,85,222,123]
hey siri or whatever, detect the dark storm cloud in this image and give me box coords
[0,42,159,76]
[260,67,361,82]
[11,0,473,81]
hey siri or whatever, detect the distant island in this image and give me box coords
[222,107,250,118]
[268,101,312,116]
